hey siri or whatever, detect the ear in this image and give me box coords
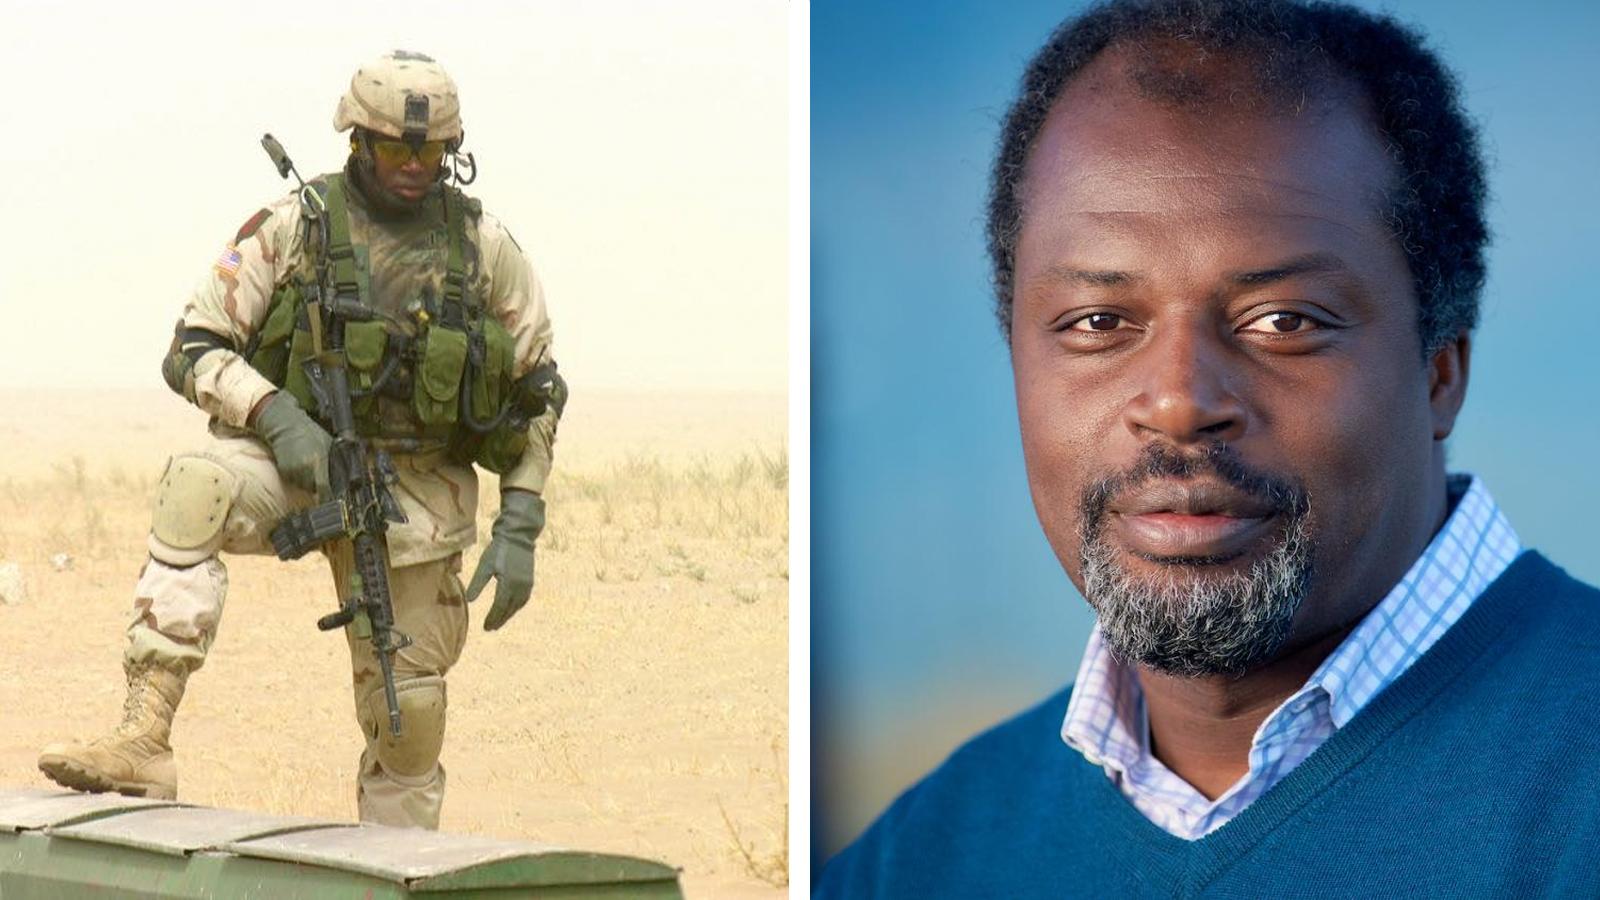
[1427,332,1471,441]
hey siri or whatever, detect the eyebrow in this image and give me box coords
[1226,253,1351,286]
[1044,253,1352,289]
[1045,266,1139,287]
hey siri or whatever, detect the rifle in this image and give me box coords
[260,133,413,738]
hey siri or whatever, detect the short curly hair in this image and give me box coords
[986,0,1488,358]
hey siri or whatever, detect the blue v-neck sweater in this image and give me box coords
[817,552,1600,898]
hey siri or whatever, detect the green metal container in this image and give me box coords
[0,787,681,898]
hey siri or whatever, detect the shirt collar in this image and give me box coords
[1300,473,1520,728]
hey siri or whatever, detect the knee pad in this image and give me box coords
[149,456,235,566]
[363,675,447,779]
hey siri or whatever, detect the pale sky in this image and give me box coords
[0,0,787,393]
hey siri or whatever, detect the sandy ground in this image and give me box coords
[0,387,788,898]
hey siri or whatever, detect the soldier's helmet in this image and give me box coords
[333,50,462,145]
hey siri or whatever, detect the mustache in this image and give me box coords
[1079,441,1309,538]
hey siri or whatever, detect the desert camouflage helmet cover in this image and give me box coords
[333,50,462,143]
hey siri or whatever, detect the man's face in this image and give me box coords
[1010,56,1464,674]
[368,131,444,203]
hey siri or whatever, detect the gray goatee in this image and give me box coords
[1077,443,1314,678]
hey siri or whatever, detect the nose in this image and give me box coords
[1122,326,1247,445]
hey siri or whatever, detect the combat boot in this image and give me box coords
[37,661,187,800]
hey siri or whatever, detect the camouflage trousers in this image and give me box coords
[126,431,477,830]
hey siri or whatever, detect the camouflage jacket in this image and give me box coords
[171,164,559,565]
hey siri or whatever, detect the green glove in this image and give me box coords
[466,490,545,631]
[252,392,332,498]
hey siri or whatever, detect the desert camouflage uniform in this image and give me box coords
[131,166,557,828]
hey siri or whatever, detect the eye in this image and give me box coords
[1240,311,1319,334]
[1066,312,1127,333]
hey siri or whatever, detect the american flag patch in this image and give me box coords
[214,245,242,277]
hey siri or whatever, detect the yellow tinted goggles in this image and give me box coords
[371,138,448,169]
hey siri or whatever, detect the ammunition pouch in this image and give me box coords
[344,320,394,423]
[243,285,300,386]
[414,325,467,431]
[281,315,319,416]
[449,361,565,474]
[467,317,516,425]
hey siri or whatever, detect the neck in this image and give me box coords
[1136,626,1350,799]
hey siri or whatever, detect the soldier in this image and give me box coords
[37,50,565,831]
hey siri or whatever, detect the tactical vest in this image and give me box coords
[243,174,537,473]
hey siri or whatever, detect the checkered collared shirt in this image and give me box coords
[1060,474,1521,840]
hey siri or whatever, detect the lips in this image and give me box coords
[1108,480,1280,561]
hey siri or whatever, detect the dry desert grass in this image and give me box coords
[0,387,788,899]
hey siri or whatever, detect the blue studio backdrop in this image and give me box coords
[811,0,1600,875]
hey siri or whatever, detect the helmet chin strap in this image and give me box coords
[445,129,477,186]
[450,148,477,186]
